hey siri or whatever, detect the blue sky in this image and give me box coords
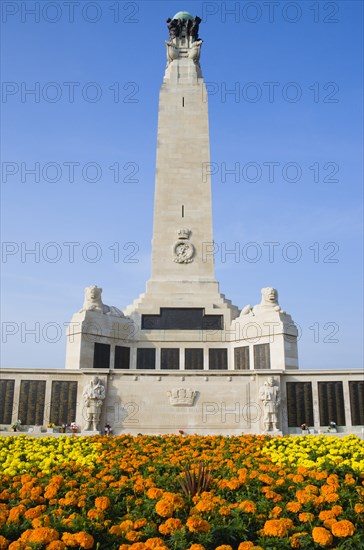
[1,0,363,370]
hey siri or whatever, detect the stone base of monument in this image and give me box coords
[264,430,282,436]
[81,430,100,436]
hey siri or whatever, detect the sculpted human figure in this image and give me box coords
[79,285,124,317]
[166,18,180,39]
[83,376,106,431]
[259,376,280,431]
[190,16,201,41]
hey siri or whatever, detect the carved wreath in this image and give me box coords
[174,241,195,263]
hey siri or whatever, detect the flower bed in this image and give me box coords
[0,434,363,549]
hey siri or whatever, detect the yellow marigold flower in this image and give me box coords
[298,512,314,523]
[312,527,333,546]
[286,502,301,513]
[74,532,94,549]
[331,520,355,537]
[239,501,256,513]
[95,496,110,510]
[158,518,182,535]
[186,517,210,533]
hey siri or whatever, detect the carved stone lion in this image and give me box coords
[79,285,124,317]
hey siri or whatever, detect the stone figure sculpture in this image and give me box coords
[79,285,124,316]
[83,376,106,431]
[190,16,201,41]
[259,376,280,431]
[166,18,180,39]
[240,287,285,316]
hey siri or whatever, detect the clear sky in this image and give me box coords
[1,1,363,370]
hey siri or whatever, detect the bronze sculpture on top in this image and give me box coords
[166,14,201,41]
[165,11,203,66]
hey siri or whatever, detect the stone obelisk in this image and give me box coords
[126,11,238,321]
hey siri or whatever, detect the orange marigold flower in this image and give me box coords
[239,500,256,513]
[263,519,293,537]
[146,488,163,500]
[319,510,335,521]
[215,546,233,550]
[354,503,364,514]
[32,516,51,528]
[331,520,355,537]
[289,533,307,549]
[312,527,333,547]
[95,496,110,511]
[109,526,123,536]
[118,546,130,550]
[238,543,254,550]
[195,500,215,513]
[144,538,167,549]
[61,533,77,547]
[46,542,66,550]
[120,520,134,532]
[158,518,182,535]
[270,506,282,518]
[44,486,58,500]
[87,509,104,520]
[323,519,337,529]
[186,517,210,533]
[344,474,356,485]
[74,532,94,549]
[21,528,59,545]
[0,535,9,550]
[134,519,147,529]
[286,502,301,513]
[155,499,174,518]
[189,545,206,550]
[298,512,314,523]
[126,531,142,542]
[24,505,47,520]
[324,493,339,503]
